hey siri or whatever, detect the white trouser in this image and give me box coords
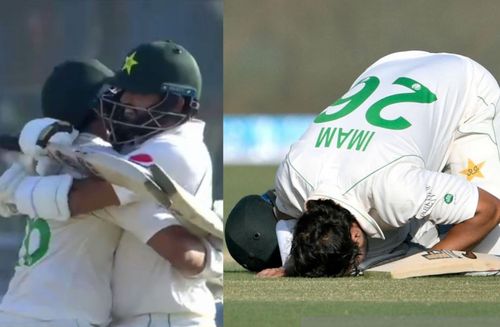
[110,313,216,327]
[0,311,102,327]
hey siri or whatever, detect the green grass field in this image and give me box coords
[223,166,500,327]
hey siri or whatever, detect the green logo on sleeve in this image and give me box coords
[444,194,454,204]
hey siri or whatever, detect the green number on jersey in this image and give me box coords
[19,218,51,266]
[314,76,437,130]
[314,76,379,123]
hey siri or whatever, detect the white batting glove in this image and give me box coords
[35,156,63,176]
[19,118,79,158]
[14,174,73,221]
[0,163,30,218]
[0,201,18,218]
[0,163,29,204]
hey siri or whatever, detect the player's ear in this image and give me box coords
[350,222,364,244]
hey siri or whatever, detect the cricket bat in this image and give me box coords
[364,250,500,279]
[45,143,224,239]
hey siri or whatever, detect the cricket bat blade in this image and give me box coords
[148,164,223,239]
[364,250,500,279]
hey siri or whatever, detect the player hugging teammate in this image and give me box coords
[0,40,222,327]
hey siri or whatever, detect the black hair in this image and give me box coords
[285,199,361,277]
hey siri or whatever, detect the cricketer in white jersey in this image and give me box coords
[0,133,122,327]
[273,51,500,276]
[103,119,219,327]
[93,40,221,326]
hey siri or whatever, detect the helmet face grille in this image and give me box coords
[95,84,199,146]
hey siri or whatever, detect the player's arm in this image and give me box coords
[68,178,120,216]
[70,177,217,275]
[147,225,206,275]
[432,188,500,251]
[372,165,500,250]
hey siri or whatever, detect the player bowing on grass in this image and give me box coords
[227,51,500,278]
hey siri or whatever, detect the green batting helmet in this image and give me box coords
[110,40,202,99]
[42,59,114,129]
[96,40,202,147]
[225,190,282,272]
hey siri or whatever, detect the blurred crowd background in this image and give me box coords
[225,0,500,117]
[0,0,222,296]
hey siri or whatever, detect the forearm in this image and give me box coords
[147,225,207,276]
[69,177,120,216]
[433,188,500,251]
[433,221,491,251]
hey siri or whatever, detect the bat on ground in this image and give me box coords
[364,250,500,279]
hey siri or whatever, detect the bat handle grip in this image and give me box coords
[36,122,74,148]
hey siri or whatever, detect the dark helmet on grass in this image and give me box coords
[42,59,114,129]
[225,190,282,272]
[96,40,202,146]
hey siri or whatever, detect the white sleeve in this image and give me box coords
[102,135,212,243]
[372,165,478,227]
[276,219,297,266]
[101,201,180,243]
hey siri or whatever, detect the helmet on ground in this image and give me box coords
[96,40,202,146]
[225,190,282,272]
[42,60,114,130]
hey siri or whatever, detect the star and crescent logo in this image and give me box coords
[122,51,138,75]
[460,159,485,181]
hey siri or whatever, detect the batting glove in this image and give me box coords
[35,156,63,176]
[0,163,29,204]
[0,163,29,218]
[14,174,73,221]
[19,118,79,158]
[0,201,18,218]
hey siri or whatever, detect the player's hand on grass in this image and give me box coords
[256,267,286,278]
[19,118,79,157]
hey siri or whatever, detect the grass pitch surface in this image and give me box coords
[225,261,500,327]
[224,166,500,327]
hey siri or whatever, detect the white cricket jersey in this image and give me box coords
[0,133,122,325]
[98,119,216,320]
[275,51,500,256]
